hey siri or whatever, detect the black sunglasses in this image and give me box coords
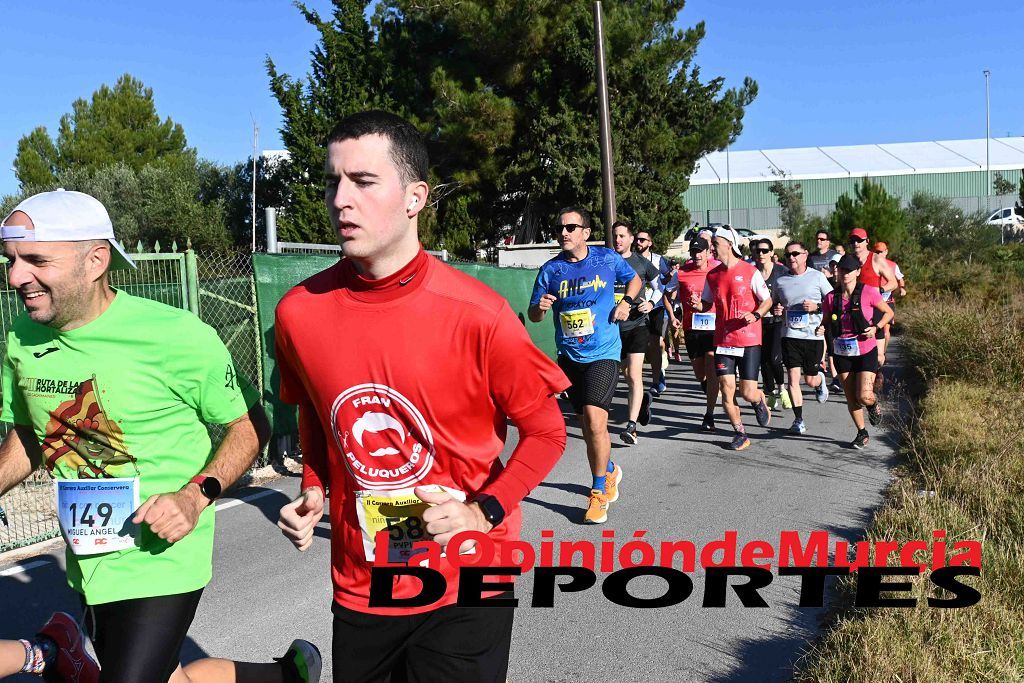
[816,236,829,241]
[786,251,806,258]
[753,248,772,255]
[849,237,866,244]
[560,223,587,233]
[636,237,651,243]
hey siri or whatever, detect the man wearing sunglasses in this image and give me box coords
[692,227,774,451]
[664,236,720,430]
[773,241,834,434]
[530,207,641,523]
[808,230,838,282]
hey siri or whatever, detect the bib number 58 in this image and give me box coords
[386,516,426,541]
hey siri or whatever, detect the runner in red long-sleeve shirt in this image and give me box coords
[275,110,569,683]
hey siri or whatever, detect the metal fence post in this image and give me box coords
[185,249,201,316]
[265,207,278,254]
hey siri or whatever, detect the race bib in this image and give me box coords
[787,310,810,329]
[559,308,595,338]
[355,485,469,564]
[55,478,140,556]
[834,337,861,357]
[691,312,716,331]
[716,346,745,358]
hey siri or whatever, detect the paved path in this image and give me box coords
[0,350,901,682]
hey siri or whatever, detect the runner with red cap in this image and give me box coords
[872,241,907,391]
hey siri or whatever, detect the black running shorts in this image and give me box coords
[714,346,761,381]
[82,588,203,683]
[557,356,619,414]
[683,330,715,360]
[646,306,668,338]
[782,337,825,376]
[332,593,514,683]
[619,323,650,357]
[834,347,880,375]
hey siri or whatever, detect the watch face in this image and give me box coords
[481,496,504,525]
[201,477,222,499]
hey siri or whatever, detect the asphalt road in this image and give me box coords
[0,349,901,682]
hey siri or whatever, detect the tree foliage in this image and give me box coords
[992,173,1015,197]
[13,74,191,187]
[267,0,756,253]
[768,172,829,246]
[1,155,231,252]
[830,178,906,250]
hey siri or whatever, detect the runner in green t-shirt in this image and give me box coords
[0,191,321,683]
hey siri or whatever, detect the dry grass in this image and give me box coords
[793,295,1024,682]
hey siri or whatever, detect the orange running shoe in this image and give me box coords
[584,489,610,524]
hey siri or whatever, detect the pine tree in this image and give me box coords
[13,74,190,187]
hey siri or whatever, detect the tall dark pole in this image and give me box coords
[594,1,616,247]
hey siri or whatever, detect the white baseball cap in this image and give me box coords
[1,189,136,271]
[713,226,744,257]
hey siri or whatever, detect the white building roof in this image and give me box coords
[692,137,1024,184]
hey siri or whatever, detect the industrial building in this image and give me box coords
[684,136,1024,231]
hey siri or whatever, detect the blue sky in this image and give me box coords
[2,1,1022,198]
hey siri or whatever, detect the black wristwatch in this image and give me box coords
[620,295,635,306]
[752,312,762,321]
[474,494,506,528]
[189,475,222,502]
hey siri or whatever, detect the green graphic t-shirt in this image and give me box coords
[1,290,253,604]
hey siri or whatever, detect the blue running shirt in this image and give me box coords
[531,246,637,363]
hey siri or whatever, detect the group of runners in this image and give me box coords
[529,216,906,523]
[0,109,907,682]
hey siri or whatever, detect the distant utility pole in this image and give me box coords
[252,118,259,252]
[726,143,732,226]
[593,1,616,247]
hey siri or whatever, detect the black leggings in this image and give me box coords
[760,320,785,393]
[83,588,203,683]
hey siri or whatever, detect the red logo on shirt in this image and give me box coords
[330,384,436,490]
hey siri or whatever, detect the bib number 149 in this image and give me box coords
[68,502,114,528]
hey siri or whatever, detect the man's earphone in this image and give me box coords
[408,197,419,210]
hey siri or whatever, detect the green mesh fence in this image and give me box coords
[252,253,340,437]
[194,251,265,465]
[251,253,548,438]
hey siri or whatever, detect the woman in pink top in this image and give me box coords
[818,254,893,450]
